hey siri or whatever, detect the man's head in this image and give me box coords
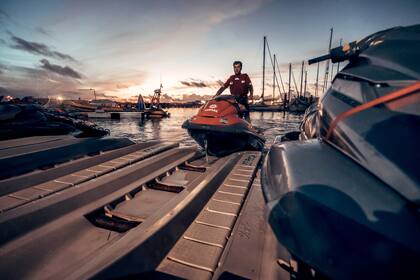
[233,61,242,75]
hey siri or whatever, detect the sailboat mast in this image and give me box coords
[330,54,334,83]
[315,62,320,97]
[322,28,333,94]
[272,54,276,105]
[337,38,342,73]
[300,61,304,97]
[275,58,286,95]
[262,36,266,103]
[304,70,307,98]
[283,63,290,111]
[90,88,96,100]
[288,63,291,103]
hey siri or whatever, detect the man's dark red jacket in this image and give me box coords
[223,73,252,98]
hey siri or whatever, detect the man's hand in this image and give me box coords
[249,84,254,104]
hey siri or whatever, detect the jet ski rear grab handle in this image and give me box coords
[325,81,420,140]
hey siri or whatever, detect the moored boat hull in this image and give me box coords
[146,109,170,118]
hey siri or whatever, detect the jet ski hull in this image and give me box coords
[260,24,420,280]
[183,121,265,157]
[261,140,420,279]
[183,95,265,156]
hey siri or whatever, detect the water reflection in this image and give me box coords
[94,108,302,148]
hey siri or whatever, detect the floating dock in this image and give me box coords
[84,111,144,119]
[0,136,288,279]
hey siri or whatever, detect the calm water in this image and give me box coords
[94,108,302,149]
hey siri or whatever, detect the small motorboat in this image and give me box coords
[182,95,265,156]
[145,85,170,119]
[261,24,420,279]
[137,94,146,112]
[146,107,170,118]
[288,96,313,113]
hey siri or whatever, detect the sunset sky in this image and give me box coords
[1,0,419,101]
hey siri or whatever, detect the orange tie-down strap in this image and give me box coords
[325,81,420,140]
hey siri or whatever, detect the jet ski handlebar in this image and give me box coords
[308,54,331,65]
[308,41,358,65]
[214,95,236,101]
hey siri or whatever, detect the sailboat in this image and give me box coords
[250,36,285,112]
[137,94,146,112]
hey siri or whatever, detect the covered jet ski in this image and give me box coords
[182,95,265,156]
[0,103,109,140]
[262,25,420,279]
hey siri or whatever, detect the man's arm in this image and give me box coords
[215,86,226,96]
[215,77,231,96]
[249,84,254,103]
[246,74,254,103]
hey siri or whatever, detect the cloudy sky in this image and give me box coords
[0,0,419,101]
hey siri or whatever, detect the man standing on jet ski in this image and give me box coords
[215,61,253,122]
